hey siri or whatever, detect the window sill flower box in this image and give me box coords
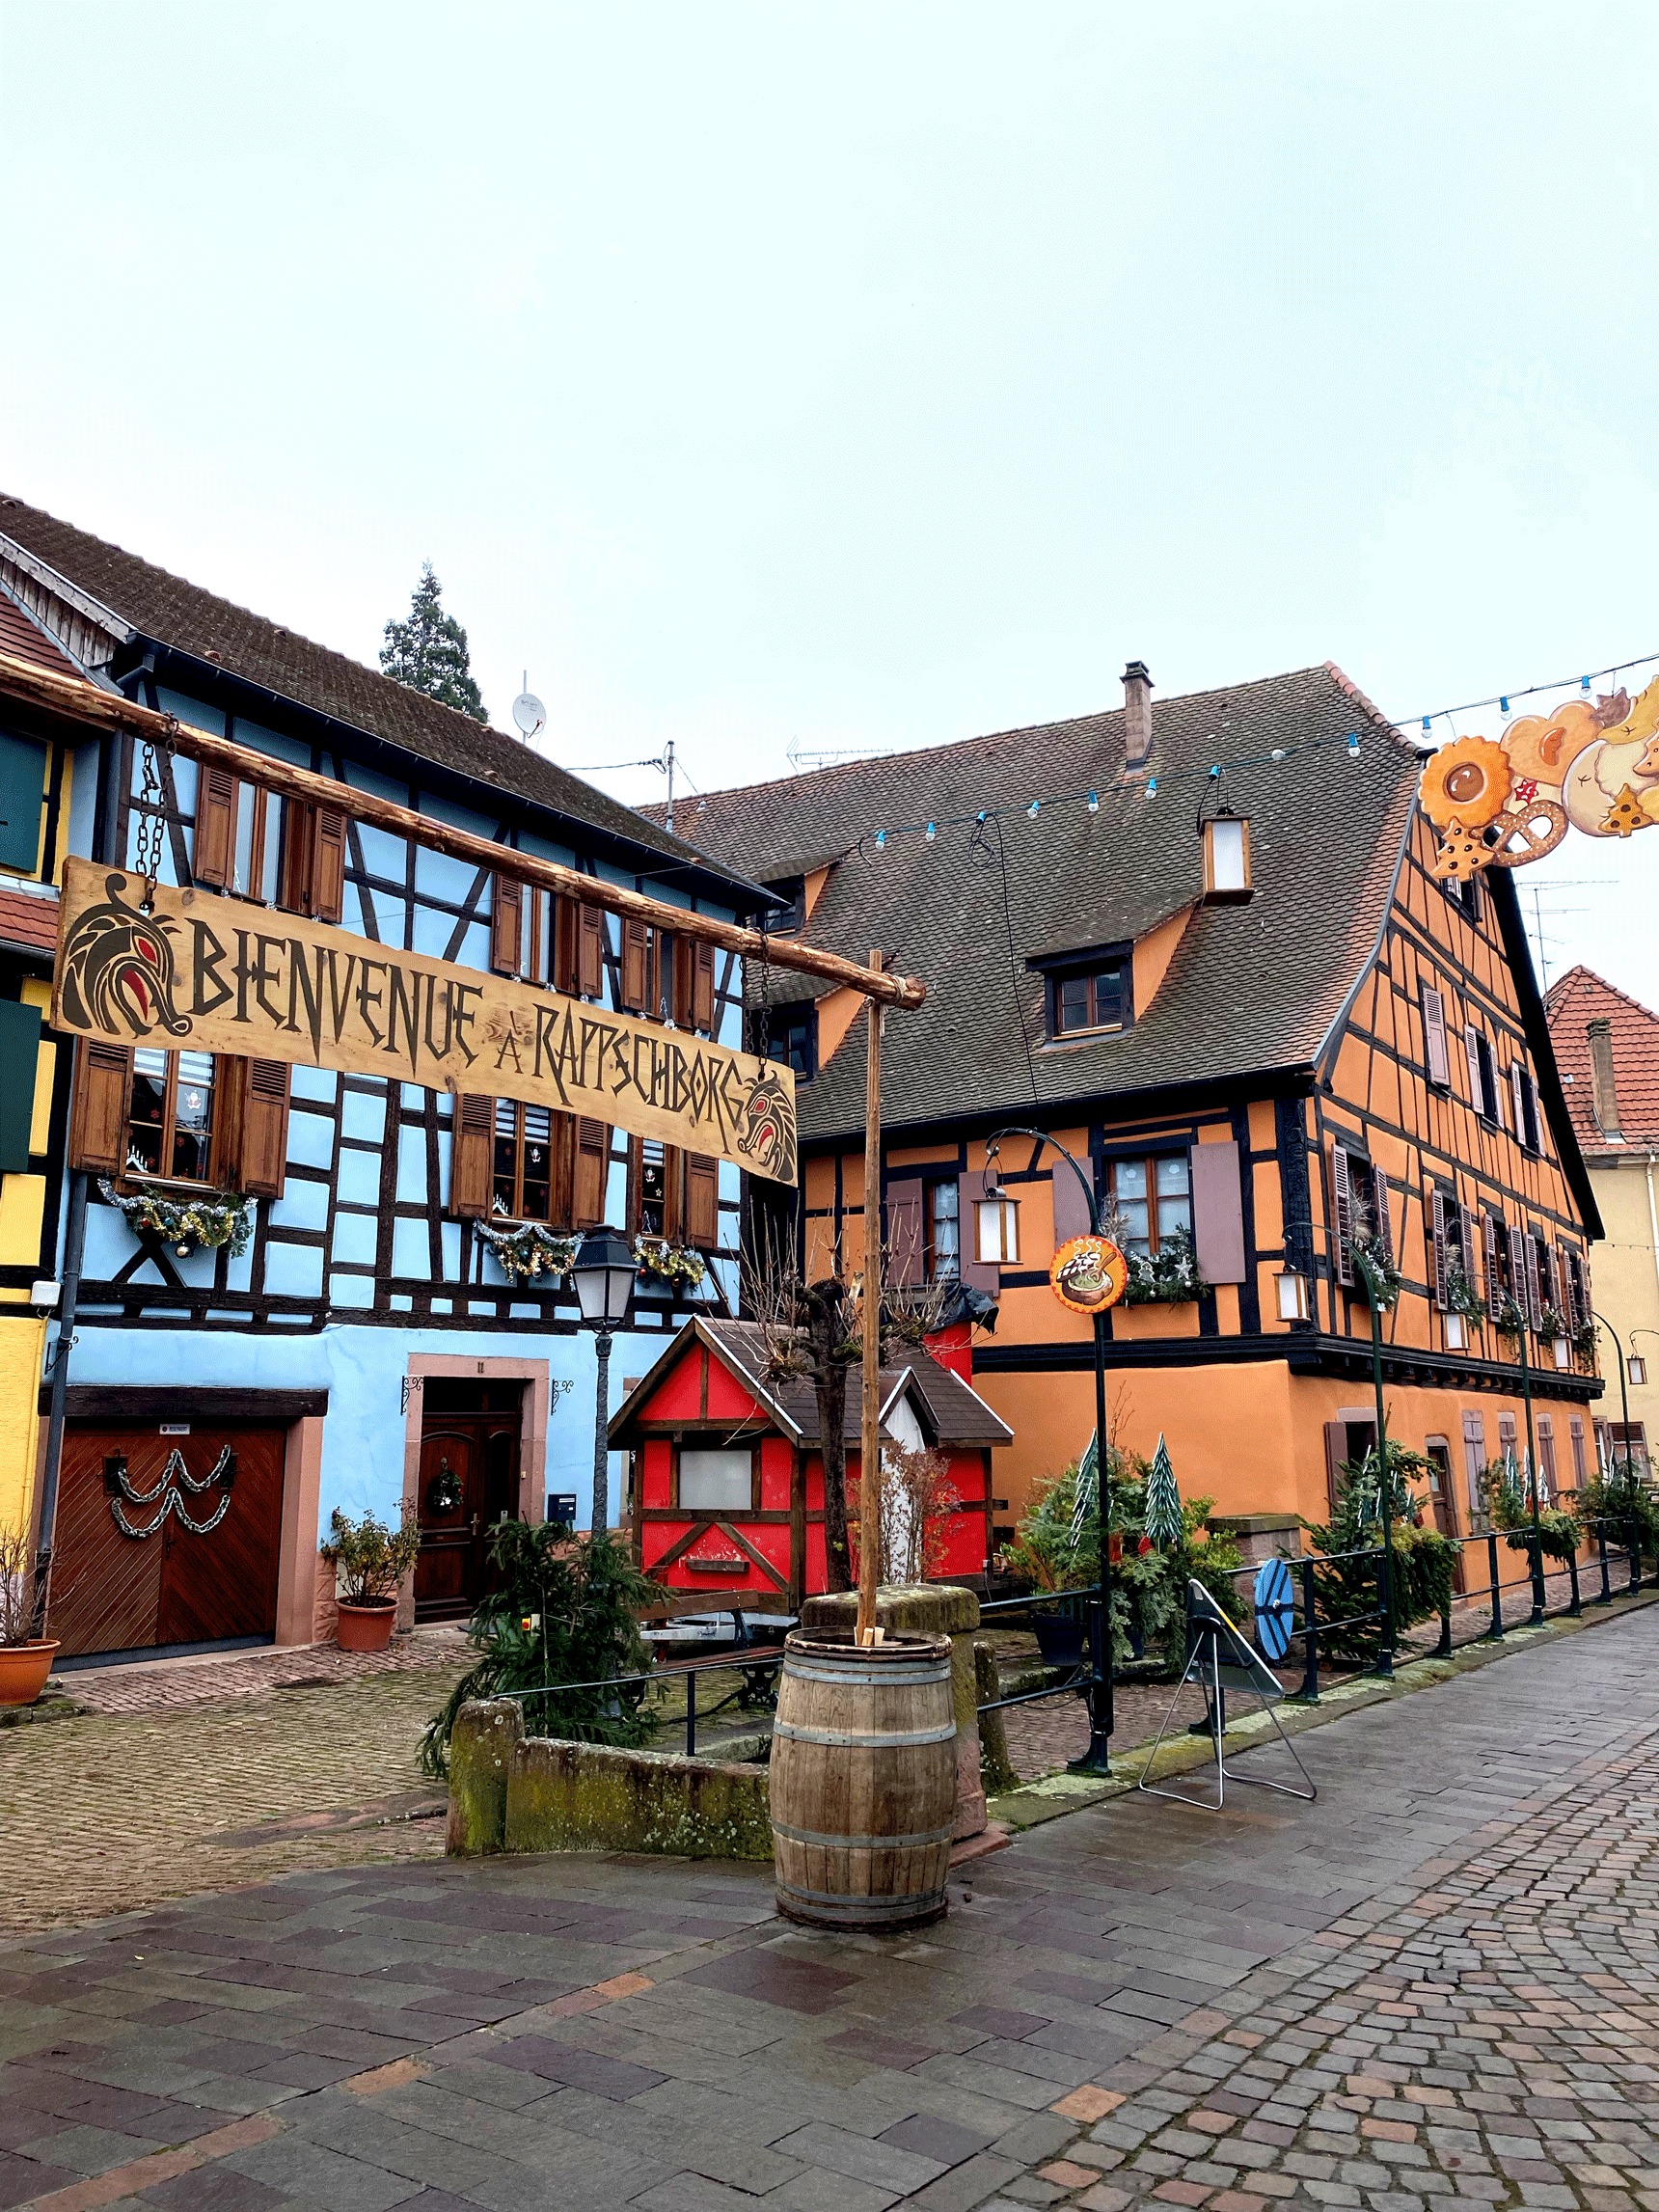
[98,1179,253,1260]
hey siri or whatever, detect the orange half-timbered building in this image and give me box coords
[654,662,1603,1549]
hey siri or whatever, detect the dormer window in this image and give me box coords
[1030,942,1133,1041]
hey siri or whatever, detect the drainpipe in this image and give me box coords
[30,730,121,1634]
[1646,1153,1659,1320]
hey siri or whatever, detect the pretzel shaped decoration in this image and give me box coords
[1485,798,1567,867]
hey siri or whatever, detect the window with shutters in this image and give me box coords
[1482,1210,1509,1315]
[1330,1144,1389,1288]
[1443,872,1480,922]
[630,1137,683,1242]
[1107,1154,1192,1259]
[1465,1027,1501,1124]
[1421,984,1452,1089]
[126,1049,217,1183]
[492,1100,569,1224]
[924,1176,961,1281]
[193,775,285,901]
[492,877,571,988]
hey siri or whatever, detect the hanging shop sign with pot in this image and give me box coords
[1049,1234,1129,1315]
[51,859,798,1184]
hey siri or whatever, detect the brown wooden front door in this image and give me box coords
[1424,1440,1466,1594]
[414,1381,524,1622]
[49,1422,286,1659]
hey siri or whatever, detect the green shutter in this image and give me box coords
[0,733,46,875]
[0,998,42,1171]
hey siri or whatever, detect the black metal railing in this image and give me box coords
[973,1586,1101,1714]
[503,1648,783,1759]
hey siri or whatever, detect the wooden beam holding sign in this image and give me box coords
[0,651,926,1013]
[51,859,799,1185]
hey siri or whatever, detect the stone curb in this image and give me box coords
[986,1583,1659,1831]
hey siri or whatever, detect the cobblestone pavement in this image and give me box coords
[51,1632,473,1720]
[0,1663,467,1935]
[0,1604,1652,2212]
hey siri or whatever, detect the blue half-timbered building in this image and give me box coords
[0,494,772,1658]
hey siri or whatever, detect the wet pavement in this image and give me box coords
[1,1604,1654,2212]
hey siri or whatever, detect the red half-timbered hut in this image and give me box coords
[612,1317,1012,1609]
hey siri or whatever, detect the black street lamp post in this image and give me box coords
[572,1229,637,1536]
[986,1127,1112,1774]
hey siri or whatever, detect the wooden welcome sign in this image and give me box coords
[51,859,798,1185]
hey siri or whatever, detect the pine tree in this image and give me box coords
[1143,1433,1183,1550]
[380,563,488,724]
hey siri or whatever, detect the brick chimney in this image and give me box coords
[1123,660,1153,774]
[1588,1018,1622,1139]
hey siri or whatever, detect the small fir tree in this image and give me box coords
[1143,1433,1183,1550]
[380,562,489,724]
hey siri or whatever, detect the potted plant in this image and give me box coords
[319,1507,423,1652]
[0,1527,58,1707]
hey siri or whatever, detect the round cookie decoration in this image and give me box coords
[1419,673,1659,871]
[1050,1234,1129,1315]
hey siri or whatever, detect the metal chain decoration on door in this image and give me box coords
[104,1446,237,1539]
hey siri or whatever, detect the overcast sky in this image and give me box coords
[2,3,1654,1002]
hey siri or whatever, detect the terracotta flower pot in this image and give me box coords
[334,1600,396,1653]
[0,1639,59,1707]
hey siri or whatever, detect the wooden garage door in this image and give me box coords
[49,1422,286,1659]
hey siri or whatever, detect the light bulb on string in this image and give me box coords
[1146,777,1158,798]
[1500,696,1509,715]
[925,822,937,841]
[1581,675,1591,692]
[874,831,886,850]
[1087,791,1099,812]
[1027,800,1040,818]
[1346,732,1360,757]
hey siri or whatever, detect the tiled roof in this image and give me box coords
[648,664,1419,1139]
[0,584,80,679]
[610,1316,1012,1447]
[0,886,60,957]
[0,493,744,888]
[1544,966,1659,1152]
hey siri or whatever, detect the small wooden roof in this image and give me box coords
[608,1315,1013,1451]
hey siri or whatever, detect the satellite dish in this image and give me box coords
[512,690,547,742]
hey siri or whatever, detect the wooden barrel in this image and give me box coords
[770,1628,956,1930]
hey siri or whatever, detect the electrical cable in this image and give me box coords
[967,812,1040,1106]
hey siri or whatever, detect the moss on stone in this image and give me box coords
[501,1737,772,1859]
[444,1697,523,1856]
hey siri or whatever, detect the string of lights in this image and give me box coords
[849,645,1659,860]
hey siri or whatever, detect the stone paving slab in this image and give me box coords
[1,1606,1655,2212]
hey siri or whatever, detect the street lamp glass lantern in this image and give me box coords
[1631,1354,1648,1388]
[573,1228,636,1326]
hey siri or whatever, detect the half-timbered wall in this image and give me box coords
[799,808,1597,1535]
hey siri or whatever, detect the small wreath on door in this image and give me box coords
[426,1463,464,1516]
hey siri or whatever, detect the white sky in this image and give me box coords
[2,2,1655,1006]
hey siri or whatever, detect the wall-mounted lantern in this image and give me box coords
[1201,805,1253,903]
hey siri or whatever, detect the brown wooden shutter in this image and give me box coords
[237,1058,291,1198]
[491,874,523,975]
[662,1144,686,1243]
[278,802,313,914]
[685,1153,719,1250]
[620,918,650,1012]
[1330,1143,1356,1286]
[1460,1204,1479,1299]
[884,1177,924,1287]
[1421,984,1451,1088]
[548,1110,576,1230]
[450,1094,493,1218]
[68,1039,132,1175]
[693,941,716,1034]
[193,767,237,888]
[552,896,576,993]
[578,904,606,997]
[312,807,346,923]
[575,1119,611,1226]
[1191,1140,1246,1284]
[1429,1189,1450,1310]
[1509,1063,1527,1144]
[1463,1024,1483,1113]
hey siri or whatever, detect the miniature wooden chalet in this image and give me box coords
[610,1316,1012,1609]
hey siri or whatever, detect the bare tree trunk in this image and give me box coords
[802,1279,853,1595]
